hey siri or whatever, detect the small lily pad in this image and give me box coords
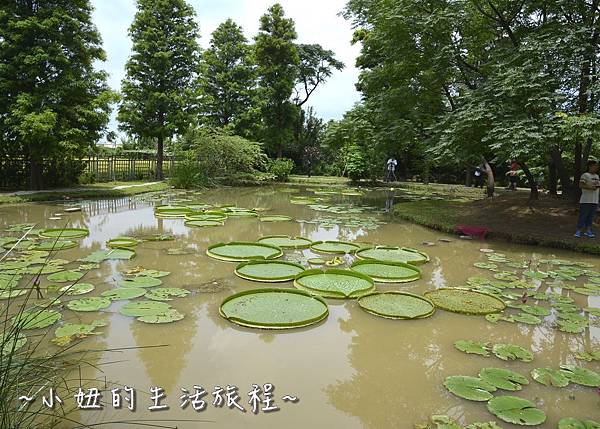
[145,288,190,301]
[39,228,89,239]
[66,297,111,312]
[47,270,84,283]
[479,368,529,391]
[13,309,61,329]
[137,308,185,324]
[492,344,533,362]
[259,215,292,222]
[1,332,27,355]
[59,283,95,296]
[119,300,171,317]
[487,395,546,426]
[80,248,136,262]
[101,288,147,301]
[207,242,283,262]
[443,376,496,401]
[558,418,600,429]
[107,237,139,248]
[118,276,162,288]
[310,240,362,254]
[530,368,569,387]
[454,340,490,356]
[29,240,78,251]
[559,365,600,387]
[185,219,224,228]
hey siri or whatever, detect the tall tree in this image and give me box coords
[254,3,300,158]
[118,0,201,180]
[199,19,255,130]
[0,0,114,189]
[293,44,344,107]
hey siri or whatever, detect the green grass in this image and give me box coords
[288,175,351,185]
[0,181,169,205]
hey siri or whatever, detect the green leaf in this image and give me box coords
[357,292,435,319]
[47,270,84,283]
[67,297,111,312]
[119,301,171,317]
[101,288,147,301]
[492,344,533,362]
[294,269,375,299]
[137,309,185,324]
[423,288,506,315]
[12,309,61,329]
[118,276,162,288]
[559,365,600,387]
[442,376,496,401]
[487,396,546,426]
[59,283,94,296]
[454,340,490,356]
[479,368,529,391]
[145,288,190,301]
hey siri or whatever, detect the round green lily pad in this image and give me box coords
[66,297,111,312]
[39,228,89,239]
[59,283,95,296]
[107,237,138,248]
[259,215,292,222]
[185,219,224,228]
[206,242,283,262]
[423,288,506,315]
[310,241,362,254]
[137,308,185,324]
[185,213,228,222]
[101,288,147,301]
[1,332,27,355]
[492,344,533,362]
[145,288,190,301]
[356,246,429,265]
[0,289,28,299]
[119,300,171,317]
[558,418,600,429]
[154,205,192,218]
[257,235,312,249]
[357,291,435,319]
[235,260,305,283]
[308,258,327,265]
[443,375,496,401]
[12,309,61,329]
[479,368,529,391]
[294,269,375,299]
[219,288,328,329]
[454,340,490,356]
[530,368,569,387]
[29,240,78,251]
[559,365,600,387]
[487,396,546,426]
[118,276,162,288]
[47,270,84,283]
[350,260,421,283]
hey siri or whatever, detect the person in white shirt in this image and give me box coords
[575,160,600,238]
[385,157,398,182]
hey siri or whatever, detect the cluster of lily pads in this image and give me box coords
[417,415,599,429]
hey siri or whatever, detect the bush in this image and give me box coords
[267,158,295,182]
[345,145,368,181]
[169,157,207,189]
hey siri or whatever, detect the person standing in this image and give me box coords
[575,160,600,238]
[386,157,398,182]
[506,161,520,191]
[473,166,483,188]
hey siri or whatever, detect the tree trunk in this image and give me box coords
[519,161,539,201]
[465,167,472,187]
[548,159,557,197]
[156,135,164,180]
[29,157,43,190]
[481,156,494,198]
[550,147,572,199]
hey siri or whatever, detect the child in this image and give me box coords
[575,160,600,238]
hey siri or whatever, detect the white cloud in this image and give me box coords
[92,0,360,132]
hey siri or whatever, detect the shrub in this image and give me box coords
[267,158,295,182]
[345,145,367,181]
[169,156,207,189]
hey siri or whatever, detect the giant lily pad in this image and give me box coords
[107,237,138,248]
[257,235,312,249]
[294,269,375,299]
[12,309,61,329]
[350,260,421,283]
[145,288,190,301]
[530,368,569,387]
[235,260,305,283]
[310,241,362,254]
[59,283,94,296]
[119,300,171,317]
[356,246,429,265]
[39,228,89,239]
[118,276,162,288]
[424,288,506,315]
[492,344,533,362]
[259,215,292,222]
[185,219,224,228]
[29,240,78,251]
[443,376,496,401]
[47,270,84,283]
[138,308,184,324]
[487,396,546,426]
[67,297,111,312]
[454,340,491,356]
[154,205,192,218]
[101,287,147,301]
[80,248,135,262]
[219,288,328,329]
[357,291,435,319]
[479,368,529,391]
[207,242,283,262]
[559,365,600,387]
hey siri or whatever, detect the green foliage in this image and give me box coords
[118,0,201,180]
[169,157,207,189]
[267,158,294,181]
[345,144,368,181]
[0,0,115,189]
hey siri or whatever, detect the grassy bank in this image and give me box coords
[393,187,600,255]
[0,181,169,205]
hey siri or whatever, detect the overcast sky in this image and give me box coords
[91,0,362,133]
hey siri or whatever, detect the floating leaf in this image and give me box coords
[559,365,600,387]
[137,308,184,324]
[59,283,94,296]
[575,350,600,362]
[29,240,77,251]
[257,235,312,249]
[294,269,375,299]
[47,270,83,283]
[350,260,421,283]
[492,344,533,362]
[1,332,27,355]
[357,292,435,319]
[356,246,429,265]
[487,396,546,426]
[145,288,190,301]
[207,242,283,262]
[454,340,490,356]
[558,418,600,429]
[220,288,328,329]
[119,301,171,317]
[479,368,529,391]
[185,219,224,228]
[510,313,542,325]
[118,276,162,288]
[443,376,496,401]
[67,297,111,312]
[235,260,305,282]
[474,262,498,270]
[557,319,588,333]
[12,309,61,329]
[80,248,135,262]
[310,240,362,254]
[107,237,139,248]
[530,368,569,387]
[53,322,105,345]
[259,215,292,222]
[424,288,506,315]
[101,288,147,301]
[520,305,550,317]
[39,228,89,239]
[0,289,28,299]
[308,258,326,265]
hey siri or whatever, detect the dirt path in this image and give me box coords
[2,182,162,196]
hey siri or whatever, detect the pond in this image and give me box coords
[1,185,599,428]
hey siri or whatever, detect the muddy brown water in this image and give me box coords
[1,186,599,428]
